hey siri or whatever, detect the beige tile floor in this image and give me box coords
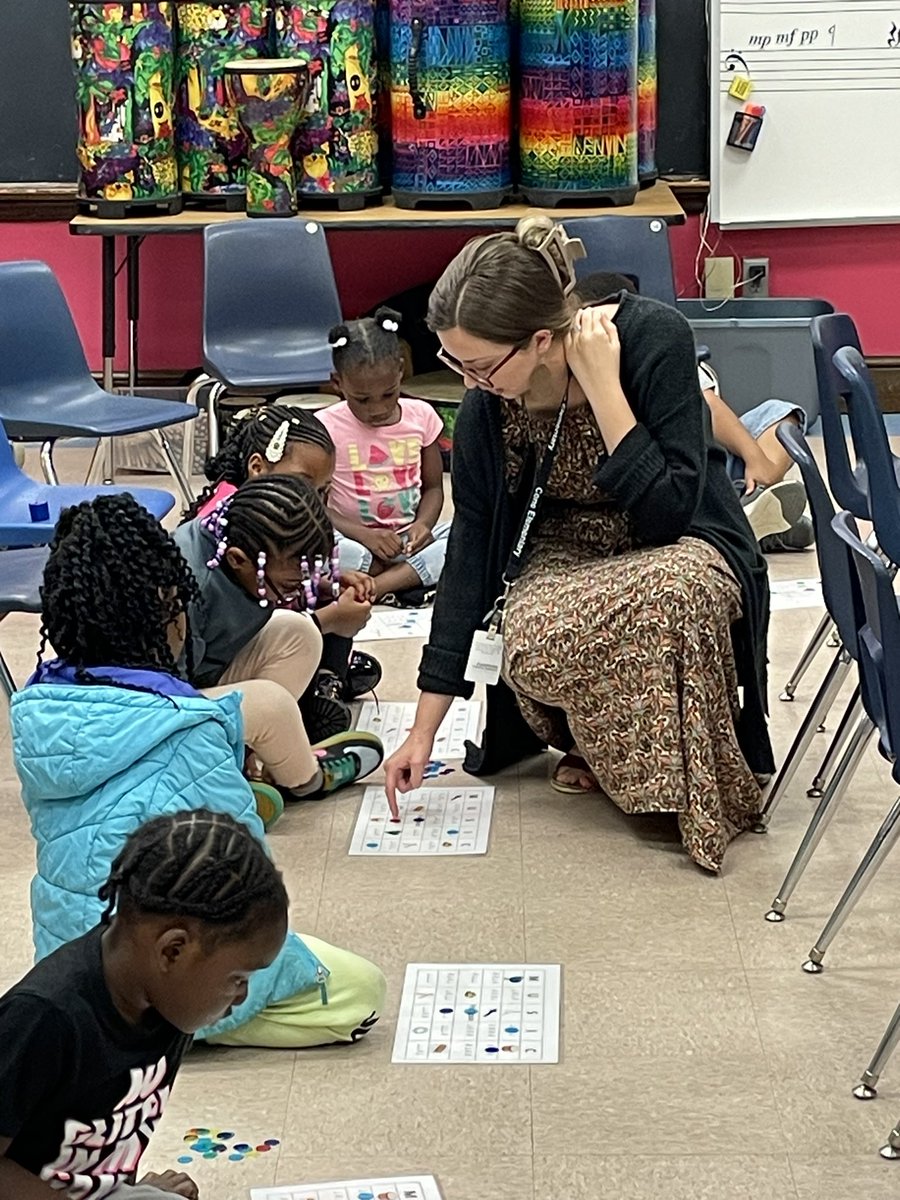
[2,448,900,1199]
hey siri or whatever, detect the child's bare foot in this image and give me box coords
[551,752,601,795]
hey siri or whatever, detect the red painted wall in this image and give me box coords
[1,213,898,371]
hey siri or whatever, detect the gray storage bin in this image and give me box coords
[677,298,835,423]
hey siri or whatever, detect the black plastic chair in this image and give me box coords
[834,345,900,566]
[0,261,196,508]
[757,425,872,873]
[563,216,677,307]
[0,546,48,697]
[791,512,900,976]
[190,219,343,456]
[0,417,174,547]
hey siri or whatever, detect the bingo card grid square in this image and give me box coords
[392,963,562,1064]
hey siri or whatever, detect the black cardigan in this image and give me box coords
[418,292,776,778]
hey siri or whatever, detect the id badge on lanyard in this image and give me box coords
[465,388,568,685]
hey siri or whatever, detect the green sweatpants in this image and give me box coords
[204,934,386,1049]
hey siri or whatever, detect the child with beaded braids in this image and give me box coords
[0,810,286,1200]
[174,474,383,800]
[318,307,451,605]
[183,404,383,739]
[11,496,385,1061]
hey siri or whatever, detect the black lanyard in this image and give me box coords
[487,385,568,631]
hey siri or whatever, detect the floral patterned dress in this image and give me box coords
[499,397,763,872]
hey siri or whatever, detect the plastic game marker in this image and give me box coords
[178,1128,279,1167]
[249,1175,443,1200]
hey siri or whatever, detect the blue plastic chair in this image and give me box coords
[563,216,677,307]
[833,345,900,567]
[193,219,343,455]
[0,417,174,547]
[0,546,48,697]
[760,427,877,924]
[0,261,196,508]
[792,511,900,978]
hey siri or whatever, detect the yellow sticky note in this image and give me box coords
[728,75,753,101]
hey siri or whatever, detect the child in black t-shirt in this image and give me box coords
[0,809,289,1200]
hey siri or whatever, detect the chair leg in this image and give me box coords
[184,372,214,481]
[39,440,59,485]
[755,647,853,832]
[764,715,874,921]
[803,793,900,973]
[0,650,17,699]
[152,429,195,511]
[808,687,863,797]
[207,382,226,458]
[853,1000,900,1100]
[880,1117,900,1159]
[780,611,833,701]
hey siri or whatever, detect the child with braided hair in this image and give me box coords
[11,497,385,1056]
[0,810,287,1200]
[318,307,451,605]
[183,403,383,737]
[174,474,383,800]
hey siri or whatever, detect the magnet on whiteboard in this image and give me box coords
[728,74,753,100]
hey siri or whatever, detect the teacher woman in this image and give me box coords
[384,217,774,872]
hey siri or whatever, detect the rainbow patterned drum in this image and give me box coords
[70,2,181,215]
[174,1,272,205]
[273,1,380,206]
[638,0,658,186]
[224,57,311,215]
[389,0,512,209]
[518,0,639,207]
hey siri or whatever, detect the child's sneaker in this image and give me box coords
[343,650,382,700]
[300,668,353,742]
[294,730,384,800]
[249,781,285,830]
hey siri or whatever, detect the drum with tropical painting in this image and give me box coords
[273,1,380,208]
[174,2,272,206]
[70,2,182,214]
[224,57,311,215]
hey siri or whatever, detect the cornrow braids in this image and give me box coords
[99,810,288,944]
[182,405,335,522]
[202,474,333,601]
[39,495,200,683]
[328,305,403,375]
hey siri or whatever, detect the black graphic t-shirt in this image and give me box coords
[0,925,191,1199]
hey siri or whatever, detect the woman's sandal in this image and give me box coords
[551,753,602,795]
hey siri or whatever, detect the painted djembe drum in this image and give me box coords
[389,0,512,209]
[638,0,658,186]
[174,1,272,207]
[273,0,380,207]
[70,2,182,216]
[224,58,311,215]
[518,0,639,207]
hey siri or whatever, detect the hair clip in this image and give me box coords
[264,420,290,464]
[256,550,269,608]
[380,317,400,332]
[331,335,348,348]
[529,224,587,296]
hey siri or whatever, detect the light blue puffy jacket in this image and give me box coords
[10,664,326,1039]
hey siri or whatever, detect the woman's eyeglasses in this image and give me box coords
[437,343,520,389]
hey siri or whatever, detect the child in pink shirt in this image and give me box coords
[317,308,449,605]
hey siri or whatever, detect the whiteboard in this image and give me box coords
[711,0,900,227]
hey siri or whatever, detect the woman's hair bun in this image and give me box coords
[513,216,586,296]
[515,214,556,250]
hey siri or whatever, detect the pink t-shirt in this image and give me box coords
[195,480,237,521]
[317,397,442,529]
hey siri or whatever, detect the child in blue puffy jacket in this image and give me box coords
[10,495,384,1049]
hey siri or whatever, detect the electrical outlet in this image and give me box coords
[743,257,770,297]
[704,256,735,299]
